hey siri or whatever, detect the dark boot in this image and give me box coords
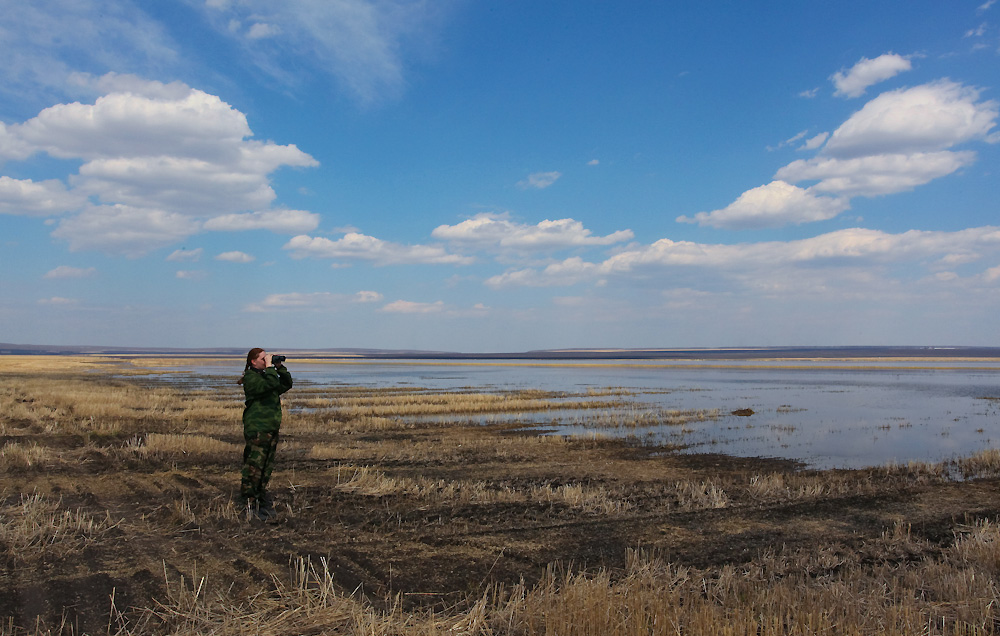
[241,496,270,522]
[258,492,277,520]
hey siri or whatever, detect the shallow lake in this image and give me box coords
[164,359,1000,471]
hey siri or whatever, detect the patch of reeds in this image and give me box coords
[574,407,721,429]
[954,448,1000,479]
[293,390,623,419]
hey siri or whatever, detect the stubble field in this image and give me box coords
[3,355,1000,635]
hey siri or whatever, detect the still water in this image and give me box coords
[175,359,1000,470]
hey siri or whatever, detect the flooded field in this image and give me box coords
[147,358,1000,470]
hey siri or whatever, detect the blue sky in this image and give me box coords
[1,0,999,352]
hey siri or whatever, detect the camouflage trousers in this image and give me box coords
[241,430,280,500]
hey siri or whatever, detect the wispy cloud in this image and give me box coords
[247,290,383,312]
[432,212,633,251]
[216,251,255,263]
[381,299,446,314]
[38,296,78,305]
[43,265,96,279]
[203,209,320,233]
[166,248,203,262]
[284,232,474,265]
[517,171,562,190]
[0,1,180,108]
[380,299,489,317]
[800,132,829,151]
[677,181,849,229]
[194,0,457,104]
[965,23,989,38]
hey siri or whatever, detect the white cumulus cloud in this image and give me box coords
[52,204,202,257]
[486,257,599,289]
[677,181,850,229]
[705,79,1000,229]
[823,80,997,159]
[486,226,1000,292]
[831,53,913,98]
[0,177,86,216]
[0,74,320,255]
[776,151,977,198]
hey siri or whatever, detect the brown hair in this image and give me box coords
[237,347,265,385]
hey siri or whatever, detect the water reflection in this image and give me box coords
[150,359,1000,470]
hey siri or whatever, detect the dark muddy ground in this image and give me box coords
[4,412,1000,635]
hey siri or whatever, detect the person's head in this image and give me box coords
[248,348,267,370]
[238,347,266,384]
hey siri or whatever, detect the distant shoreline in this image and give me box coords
[2,342,999,361]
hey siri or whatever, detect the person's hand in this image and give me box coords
[264,353,273,367]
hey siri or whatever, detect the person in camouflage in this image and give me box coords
[238,347,293,520]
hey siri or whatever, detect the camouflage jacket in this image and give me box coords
[242,366,293,433]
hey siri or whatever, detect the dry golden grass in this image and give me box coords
[0,376,240,439]
[119,522,1000,636]
[0,355,124,373]
[0,493,120,559]
[0,441,50,471]
[328,464,635,514]
[126,433,241,459]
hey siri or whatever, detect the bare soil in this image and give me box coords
[4,408,1000,635]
